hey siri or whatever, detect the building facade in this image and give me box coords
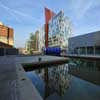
[0,22,14,48]
[68,31,100,55]
[26,33,38,54]
[48,11,72,52]
[26,26,45,54]
[38,26,45,52]
[18,48,27,55]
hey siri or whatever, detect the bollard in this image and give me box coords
[38,57,42,62]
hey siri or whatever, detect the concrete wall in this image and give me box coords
[0,48,19,56]
[0,48,5,56]
[6,48,19,55]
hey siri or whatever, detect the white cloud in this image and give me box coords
[70,0,94,19]
[0,1,42,23]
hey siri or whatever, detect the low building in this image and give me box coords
[68,31,100,55]
[18,48,27,55]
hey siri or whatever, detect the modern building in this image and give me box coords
[48,10,72,52]
[26,32,38,54]
[68,31,100,55]
[0,22,14,48]
[26,26,45,54]
[38,26,45,52]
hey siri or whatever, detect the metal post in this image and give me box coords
[93,46,95,55]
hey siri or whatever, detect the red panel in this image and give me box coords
[45,24,48,47]
[45,8,56,47]
[45,7,56,24]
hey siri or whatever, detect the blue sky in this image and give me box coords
[0,0,100,47]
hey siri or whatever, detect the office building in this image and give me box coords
[68,31,100,55]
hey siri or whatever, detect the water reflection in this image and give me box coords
[69,59,100,71]
[44,64,70,98]
[26,59,100,100]
[26,64,70,99]
[26,71,45,97]
[69,59,100,85]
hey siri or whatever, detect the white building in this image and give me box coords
[48,10,72,52]
[37,26,45,53]
[25,26,45,54]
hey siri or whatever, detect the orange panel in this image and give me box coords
[45,8,56,47]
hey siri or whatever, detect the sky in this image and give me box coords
[0,0,100,47]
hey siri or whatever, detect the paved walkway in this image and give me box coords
[0,57,18,100]
[0,56,42,100]
[16,55,68,64]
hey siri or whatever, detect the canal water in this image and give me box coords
[26,59,100,100]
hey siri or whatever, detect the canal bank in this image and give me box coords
[0,55,68,100]
[0,55,100,100]
[0,56,42,100]
[25,59,100,100]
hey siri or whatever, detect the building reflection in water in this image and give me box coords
[69,59,100,85]
[26,59,100,99]
[44,64,70,99]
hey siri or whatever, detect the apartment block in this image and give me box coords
[48,11,72,52]
[0,22,14,48]
[0,25,8,44]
